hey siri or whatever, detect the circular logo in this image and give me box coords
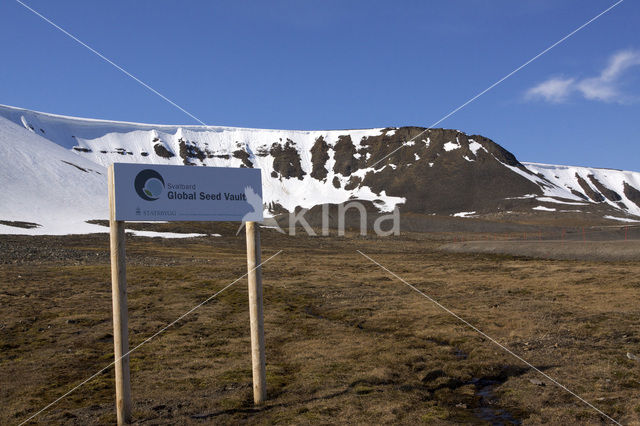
[134,169,165,201]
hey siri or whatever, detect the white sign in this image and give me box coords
[111,163,263,222]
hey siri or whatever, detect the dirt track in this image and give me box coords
[440,240,640,261]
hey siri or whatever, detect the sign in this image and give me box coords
[107,163,268,424]
[111,163,263,222]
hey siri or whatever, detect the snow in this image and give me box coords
[468,140,487,156]
[493,156,638,220]
[463,155,474,162]
[4,102,640,235]
[0,115,108,234]
[126,230,210,238]
[452,211,476,217]
[524,162,640,217]
[443,141,460,152]
[496,159,640,218]
[532,206,556,212]
[0,104,406,235]
[361,163,398,175]
[535,196,587,205]
[603,215,640,223]
[505,194,537,200]
[414,153,420,161]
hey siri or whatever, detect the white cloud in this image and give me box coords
[601,50,640,81]
[525,77,575,103]
[525,49,640,104]
[576,77,619,102]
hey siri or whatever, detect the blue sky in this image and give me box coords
[1,0,639,170]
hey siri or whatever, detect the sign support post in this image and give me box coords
[108,165,133,425]
[245,221,267,404]
[107,163,265,421]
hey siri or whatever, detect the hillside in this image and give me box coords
[1,103,639,234]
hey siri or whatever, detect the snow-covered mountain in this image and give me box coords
[0,114,106,234]
[1,103,639,234]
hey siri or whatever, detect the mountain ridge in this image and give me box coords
[1,104,638,235]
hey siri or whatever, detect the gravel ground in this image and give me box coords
[0,234,221,266]
[0,235,110,265]
[440,240,640,261]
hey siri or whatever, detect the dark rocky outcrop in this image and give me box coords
[114,148,132,156]
[255,145,270,157]
[270,139,305,180]
[72,146,91,153]
[570,189,589,200]
[233,149,253,168]
[360,127,423,170]
[211,153,230,159]
[332,135,359,176]
[154,143,175,159]
[588,174,621,201]
[575,174,605,202]
[179,138,206,165]
[344,176,361,190]
[358,127,541,214]
[61,160,88,173]
[310,136,330,180]
[623,182,640,208]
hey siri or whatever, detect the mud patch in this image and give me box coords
[472,378,521,424]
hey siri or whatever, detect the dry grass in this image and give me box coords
[1,229,640,424]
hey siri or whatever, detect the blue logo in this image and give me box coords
[134,169,165,201]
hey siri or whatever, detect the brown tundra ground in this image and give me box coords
[1,223,640,425]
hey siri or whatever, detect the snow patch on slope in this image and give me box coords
[468,140,487,156]
[0,104,406,234]
[535,197,587,205]
[452,211,476,217]
[443,141,461,152]
[0,116,108,234]
[524,162,640,217]
[603,215,640,223]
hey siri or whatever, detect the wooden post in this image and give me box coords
[108,166,133,425]
[245,221,267,404]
